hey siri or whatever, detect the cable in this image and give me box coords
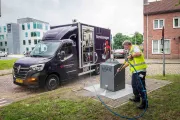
[86,37,148,119]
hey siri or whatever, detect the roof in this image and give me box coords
[144,0,180,15]
[17,17,49,24]
[42,26,77,41]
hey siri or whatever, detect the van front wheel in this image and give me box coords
[45,74,59,91]
[94,65,100,75]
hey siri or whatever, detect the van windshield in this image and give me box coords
[30,41,60,57]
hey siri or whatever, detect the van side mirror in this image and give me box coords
[60,51,65,60]
[57,51,65,60]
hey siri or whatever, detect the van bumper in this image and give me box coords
[13,70,47,88]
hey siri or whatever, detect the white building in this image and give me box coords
[0,17,50,54]
[0,25,8,52]
[17,18,50,54]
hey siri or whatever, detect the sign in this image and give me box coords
[96,35,109,40]
[161,26,164,45]
[101,66,112,72]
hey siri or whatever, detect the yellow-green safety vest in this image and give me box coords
[128,45,147,73]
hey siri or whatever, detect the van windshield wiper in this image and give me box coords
[31,55,44,57]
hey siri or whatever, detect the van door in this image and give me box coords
[60,42,78,78]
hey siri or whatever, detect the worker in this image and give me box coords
[117,40,148,109]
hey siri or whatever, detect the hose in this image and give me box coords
[90,58,148,120]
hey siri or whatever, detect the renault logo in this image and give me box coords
[17,65,21,73]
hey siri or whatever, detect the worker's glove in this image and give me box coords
[117,68,122,73]
[127,54,133,60]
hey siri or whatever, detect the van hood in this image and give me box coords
[14,57,51,67]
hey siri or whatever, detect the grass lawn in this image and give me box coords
[0,59,17,70]
[0,74,180,120]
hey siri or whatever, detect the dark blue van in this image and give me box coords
[13,22,111,90]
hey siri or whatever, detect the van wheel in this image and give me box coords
[94,65,100,75]
[45,74,59,91]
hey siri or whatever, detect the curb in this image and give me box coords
[147,63,180,64]
[0,73,12,76]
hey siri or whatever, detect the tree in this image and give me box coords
[113,33,131,49]
[131,32,143,45]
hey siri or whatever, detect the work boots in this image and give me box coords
[129,96,140,103]
[137,100,148,109]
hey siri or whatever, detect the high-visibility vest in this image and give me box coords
[128,45,147,73]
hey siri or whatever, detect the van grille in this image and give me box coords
[13,66,30,79]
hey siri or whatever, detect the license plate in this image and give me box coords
[16,79,23,83]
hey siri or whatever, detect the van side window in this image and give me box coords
[61,43,72,58]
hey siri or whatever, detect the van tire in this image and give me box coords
[45,74,59,91]
[94,65,100,75]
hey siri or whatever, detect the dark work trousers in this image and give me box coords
[132,71,147,101]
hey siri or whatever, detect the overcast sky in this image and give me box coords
[0,0,147,36]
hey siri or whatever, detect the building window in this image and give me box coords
[28,40,31,45]
[25,32,28,37]
[23,40,26,45]
[37,32,40,37]
[32,47,34,50]
[37,23,43,29]
[152,40,170,54]
[26,47,29,51]
[34,39,38,44]
[5,41,7,46]
[45,25,48,30]
[37,23,39,29]
[31,32,34,37]
[31,32,40,37]
[0,42,2,46]
[38,39,41,43]
[173,17,180,28]
[0,27,1,32]
[0,35,4,40]
[22,24,25,30]
[33,22,37,29]
[4,26,6,32]
[31,32,35,37]
[27,23,30,29]
[154,19,164,29]
[6,34,8,39]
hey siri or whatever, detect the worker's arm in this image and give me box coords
[132,52,141,57]
[117,62,129,72]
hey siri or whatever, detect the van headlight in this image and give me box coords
[30,64,45,71]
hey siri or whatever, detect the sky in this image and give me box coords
[0,0,147,36]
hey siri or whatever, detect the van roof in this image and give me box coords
[42,26,77,41]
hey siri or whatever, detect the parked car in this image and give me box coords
[23,51,31,57]
[113,49,125,58]
[0,51,8,57]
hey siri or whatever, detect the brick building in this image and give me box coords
[143,0,180,59]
